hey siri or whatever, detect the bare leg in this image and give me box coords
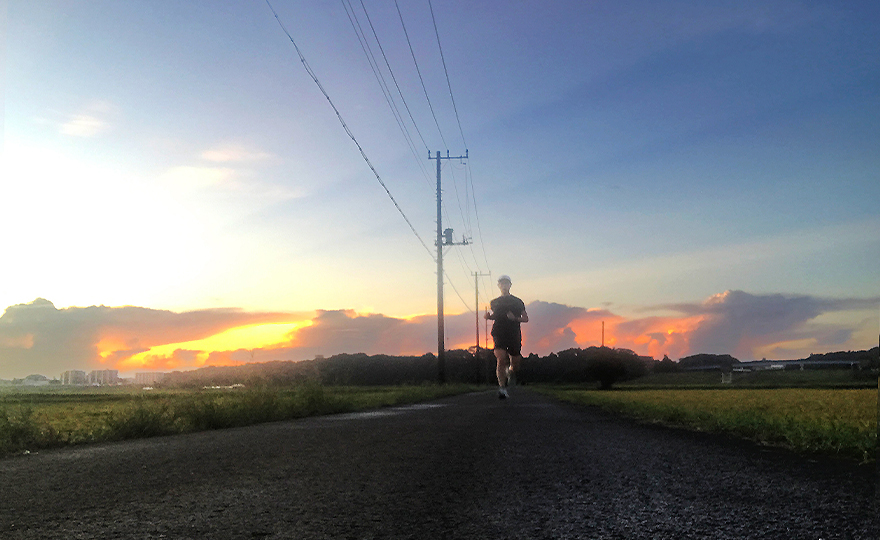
[495,348,511,387]
[508,355,522,385]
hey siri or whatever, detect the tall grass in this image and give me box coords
[0,383,478,457]
[544,387,876,462]
[0,405,40,453]
[618,369,874,389]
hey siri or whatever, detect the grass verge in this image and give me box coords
[616,369,875,389]
[539,387,876,463]
[0,383,479,457]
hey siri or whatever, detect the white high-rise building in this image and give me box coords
[87,370,119,385]
[60,370,87,385]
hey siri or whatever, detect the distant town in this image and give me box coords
[0,370,166,387]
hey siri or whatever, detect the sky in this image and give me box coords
[1,1,878,379]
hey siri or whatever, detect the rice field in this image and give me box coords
[0,384,479,457]
[543,387,877,462]
[4,384,876,463]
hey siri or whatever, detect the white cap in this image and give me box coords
[497,274,512,283]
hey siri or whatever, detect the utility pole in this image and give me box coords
[430,149,468,383]
[473,271,491,353]
[485,314,489,350]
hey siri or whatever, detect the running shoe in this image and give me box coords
[498,387,509,399]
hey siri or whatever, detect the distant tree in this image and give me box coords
[585,349,626,389]
[806,348,879,372]
[678,354,740,371]
[865,346,879,371]
[654,355,679,373]
[584,347,649,389]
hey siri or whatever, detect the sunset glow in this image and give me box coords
[1,2,877,380]
[118,321,311,371]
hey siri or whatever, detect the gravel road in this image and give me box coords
[0,388,875,539]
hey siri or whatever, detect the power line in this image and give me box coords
[432,165,491,316]
[364,0,488,299]
[341,2,412,157]
[340,0,434,190]
[349,2,489,295]
[445,161,470,241]
[357,0,430,153]
[423,3,491,287]
[428,0,467,149]
[266,0,435,261]
[466,164,492,272]
[394,0,447,149]
[444,160,492,305]
[269,0,490,315]
[437,162,484,312]
[444,269,472,313]
[352,0,467,235]
[345,0,466,238]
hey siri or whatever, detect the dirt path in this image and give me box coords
[0,388,875,539]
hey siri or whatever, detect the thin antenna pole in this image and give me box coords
[473,271,490,353]
[485,311,489,350]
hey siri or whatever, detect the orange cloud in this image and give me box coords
[609,315,705,359]
[515,305,702,359]
[112,321,312,372]
[0,299,302,378]
[2,292,877,379]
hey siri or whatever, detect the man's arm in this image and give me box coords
[515,298,528,323]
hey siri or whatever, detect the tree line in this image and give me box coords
[159,347,661,389]
[157,346,878,390]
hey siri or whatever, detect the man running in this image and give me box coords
[484,275,529,399]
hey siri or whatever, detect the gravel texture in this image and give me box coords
[0,388,875,539]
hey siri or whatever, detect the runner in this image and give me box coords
[484,275,529,399]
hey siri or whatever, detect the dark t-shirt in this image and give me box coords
[490,294,526,338]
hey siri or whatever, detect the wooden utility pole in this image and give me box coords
[430,150,468,383]
[473,271,491,353]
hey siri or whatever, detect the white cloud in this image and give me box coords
[59,114,108,137]
[158,165,238,191]
[58,101,118,138]
[201,144,274,163]
[0,143,210,311]
[156,164,304,209]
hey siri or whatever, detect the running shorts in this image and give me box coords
[492,329,522,357]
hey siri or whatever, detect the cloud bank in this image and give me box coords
[0,299,293,379]
[1,291,876,379]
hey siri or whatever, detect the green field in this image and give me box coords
[4,379,877,463]
[0,384,479,457]
[618,368,875,389]
[542,386,877,463]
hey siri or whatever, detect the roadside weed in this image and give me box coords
[546,388,876,462]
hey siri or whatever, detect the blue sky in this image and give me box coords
[1,1,878,378]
